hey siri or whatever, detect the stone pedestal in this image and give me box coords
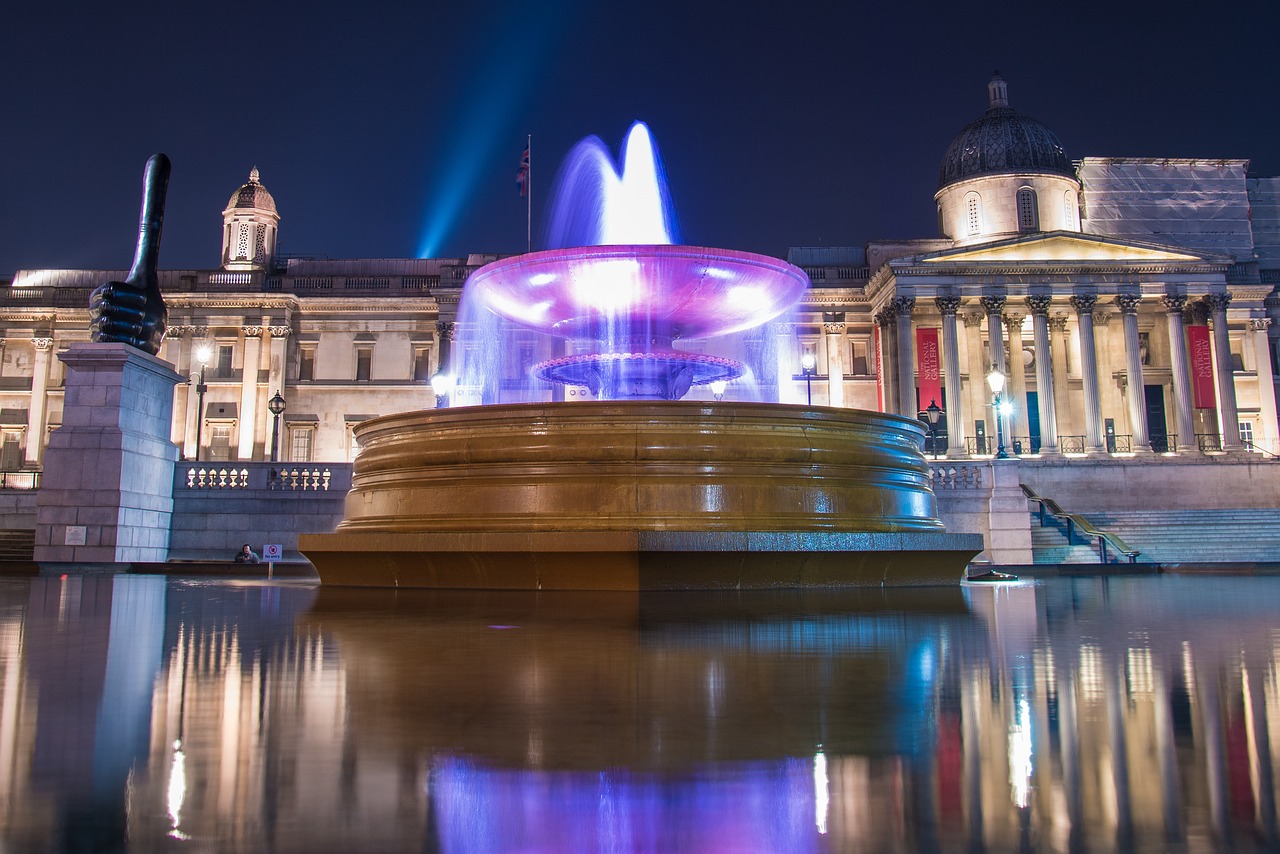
[34,343,182,564]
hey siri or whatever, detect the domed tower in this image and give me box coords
[935,74,1081,246]
[221,167,280,271]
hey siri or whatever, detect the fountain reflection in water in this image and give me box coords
[454,122,803,403]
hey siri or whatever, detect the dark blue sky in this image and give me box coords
[3,0,1278,274]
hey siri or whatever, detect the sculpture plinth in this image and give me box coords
[300,401,982,589]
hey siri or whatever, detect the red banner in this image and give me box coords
[916,327,941,412]
[1188,324,1216,409]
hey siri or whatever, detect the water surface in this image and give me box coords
[0,574,1276,852]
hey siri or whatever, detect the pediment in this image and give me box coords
[919,232,1209,264]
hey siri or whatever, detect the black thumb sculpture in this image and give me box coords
[89,153,170,355]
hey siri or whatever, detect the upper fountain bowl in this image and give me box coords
[466,244,809,342]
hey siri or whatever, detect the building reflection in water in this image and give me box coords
[0,575,1277,851]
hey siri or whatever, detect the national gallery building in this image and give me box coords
[2,75,1278,469]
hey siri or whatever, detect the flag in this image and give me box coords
[517,147,530,197]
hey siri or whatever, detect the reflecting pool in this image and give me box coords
[0,574,1278,852]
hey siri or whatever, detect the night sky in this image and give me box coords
[4,1,1279,275]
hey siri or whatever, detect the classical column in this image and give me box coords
[1049,314,1072,446]
[823,319,846,407]
[1004,312,1029,443]
[1114,293,1150,451]
[876,312,897,413]
[936,296,964,456]
[1162,294,1197,453]
[237,325,263,460]
[267,325,290,460]
[962,312,986,452]
[1251,318,1278,452]
[893,296,916,416]
[774,322,796,404]
[1070,295,1105,452]
[1026,296,1059,454]
[24,337,54,466]
[1205,292,1242,450]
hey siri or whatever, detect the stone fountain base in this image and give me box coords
[299,401,982,589]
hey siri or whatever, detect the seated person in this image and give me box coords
[234,543,260,564]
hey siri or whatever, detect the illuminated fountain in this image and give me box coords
[300,123,982,589]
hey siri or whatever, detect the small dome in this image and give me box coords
[226,167,277,213]
[938,74,1073,190]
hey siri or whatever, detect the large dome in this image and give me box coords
[938,75,1073,190]
[226,167,277,213]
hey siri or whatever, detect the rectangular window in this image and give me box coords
[217,345,233,376]
[209,425,233,461]
[290,426,314,462]
[299,347,315,382]
[355,348,372,382]
[413,347,432,381]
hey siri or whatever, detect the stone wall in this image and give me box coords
[168,462,350,562]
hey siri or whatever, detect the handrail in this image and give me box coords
[1020,484,1140,564]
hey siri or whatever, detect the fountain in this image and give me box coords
[299,123,982,589]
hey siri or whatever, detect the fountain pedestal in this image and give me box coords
[300,401,982,589]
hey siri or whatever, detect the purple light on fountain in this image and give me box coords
[461,122,809,401]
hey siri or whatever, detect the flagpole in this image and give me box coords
[526,133,532,253]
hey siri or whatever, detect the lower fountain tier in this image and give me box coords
[300,401,982,589]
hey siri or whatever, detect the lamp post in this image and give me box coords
[193,345,210,462]
[987,368,1009,459]
[710,380,727,402]
[801,352,816,406]
[268,391,286,463]
[923,399,943,459]
[431,371,455,409]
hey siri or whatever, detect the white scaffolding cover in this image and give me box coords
[1078,158,1254,259]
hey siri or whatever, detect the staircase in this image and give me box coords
[0,529,35,561]
[1083,509,1280,566]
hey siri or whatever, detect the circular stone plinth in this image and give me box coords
[334,401,943,534]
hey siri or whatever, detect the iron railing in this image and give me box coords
[1021,484,1140,564]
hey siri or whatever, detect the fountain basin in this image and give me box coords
[299,402,982,589]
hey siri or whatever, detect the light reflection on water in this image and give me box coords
[0,575,1278,852]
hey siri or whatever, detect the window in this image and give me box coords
[850,340,871,376]
[299,347,315,382]
[1016,188,1039,232]
[209,425,233,461]
[355,348,372,382]
[217,345,233,377]
[965,192,982,236]
[412,347,432,381]
[290,426,314,462]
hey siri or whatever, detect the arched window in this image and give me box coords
[1016,187,1039,232]
[965,192,982,236]
[1064,190,1077,229]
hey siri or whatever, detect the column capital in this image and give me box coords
[32,337,54,351]
[1024,294,1052,316]
[823,322,846,335]
[1070,294,1098,314]
[961,311,985,328]
[1113,293,1142,314]
[979,295,1006,314]
[934,295,962,316]
[1204,291,1233,313]
[1161,294,1188,313]
[891,296,916,316]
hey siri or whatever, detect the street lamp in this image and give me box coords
[193,345,211,462]
[922,399,943,459]
[710,380,727,402]
[986,368,1009,459]
[431,371,455,409]
[800,352,816,406]
[268,391,286,463]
